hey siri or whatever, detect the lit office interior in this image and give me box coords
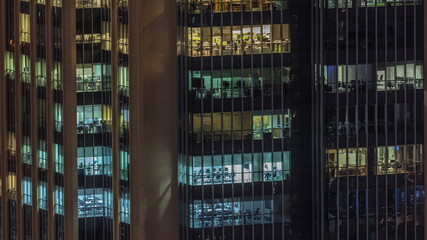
[77,147,112,176]
[76,64,111,92]
[323,62,423,93]
[326,145,423,177]
[76,104,113,134]
[326,0,421,8]
[190,110,292,142]
[183,151,290,185]
[76,188,130,223]
[186,24,291,57]
[187,0,289,13]
[186,195,291,228]
[76,0,103,8]
[189,67,291,99]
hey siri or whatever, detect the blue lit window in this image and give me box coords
[78,188,112,218]
[38,140,47,169]
[120,193,130,224]
[54,144,64,174]
[23,177,32,205]
[188,196,291,228]
[186,151,290,185]
[54,186,64,215]
[119,151,129,181]
[39,181,47,210]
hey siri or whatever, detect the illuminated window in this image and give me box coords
[76,64,111,92]
[187,195,290,228]
[377,145,423,175]
[326,148,367,177]
[327,0,421,8]
[186,24,291,57]
[191,110,291,143]
[78,188,112,218]
[23,177,32,206]
[187,151,290,185]
[20,13,30,43]
[39,181,47,210]
[54,144,64,174]
[77,104,112,134]
[187,0,288,13]
[77,147,112,176]
[54,186,64,215]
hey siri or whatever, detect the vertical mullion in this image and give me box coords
[14,0,24,238]
[269,5,274,240]
[373,1,379,239]
[355,3,360,240]
[250,6,255,240]
[412,2,417,240]
[402,1,408,240]
[44,0,55,239]
[334,1,339,238]
[364,2,369,239]
[219,0,225,238]
[344,1,350,239]
[111,0,121,238]
[30,0,40,239]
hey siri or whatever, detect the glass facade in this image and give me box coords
[314,1,424,239]
[0,0,424,239]
[179,0,311,239]
[1,0,130,239]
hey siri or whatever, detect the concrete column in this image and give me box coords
[129,0,178,239]
[62,1,78,240]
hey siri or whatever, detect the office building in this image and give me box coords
[313,1,425,239]
[0,0,425,240]
[0,0,177,239]
[178,0,425,239]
